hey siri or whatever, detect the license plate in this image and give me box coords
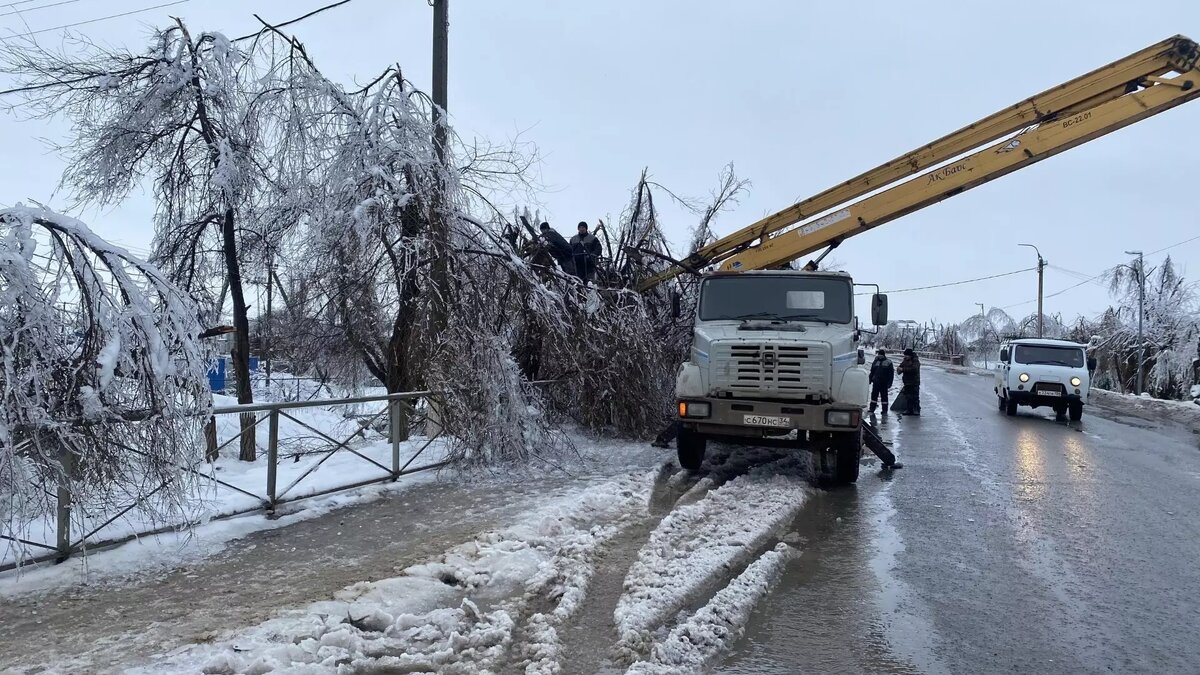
[1038,388,1062,397]
[744,414,791,428]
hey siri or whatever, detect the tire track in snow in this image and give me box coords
[613,456,811,660]
[625,543,794,674]
[132,469,660,675]
[554,462,715,674]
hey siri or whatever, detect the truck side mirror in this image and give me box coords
[670,290,681,319]
[1087,356,1097,373]
[871,293,888,326]
[999,347,1010,362]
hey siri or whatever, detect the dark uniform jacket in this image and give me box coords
[869,356,895,389]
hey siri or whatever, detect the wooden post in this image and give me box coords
[204,416,218,462]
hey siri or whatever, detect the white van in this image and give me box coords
[994,338,1096,421]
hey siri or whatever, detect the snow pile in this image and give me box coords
[1091,387,1200,427]
[614,458,809,655]
[136,469,656,674]
[626,543,793,674]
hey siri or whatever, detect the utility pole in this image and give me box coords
[1125,249,1145,395]
[976,303,988,368]
[1020,243,1045,337]
[432,0,449,165]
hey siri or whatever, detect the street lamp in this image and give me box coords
[1124,250,1146,395]
[1019,243,1045,338]
[976,303,988,368]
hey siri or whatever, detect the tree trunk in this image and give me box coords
[221,206,257,461]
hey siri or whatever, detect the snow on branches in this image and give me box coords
[1,206,211,544]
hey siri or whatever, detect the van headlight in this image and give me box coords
[1070,376,1082,387]
[1019,372,1030,383]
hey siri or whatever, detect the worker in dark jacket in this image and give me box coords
[569,221,602,283]
[539,222,574,274]
[868,349,895,414]
[897,348,921,415]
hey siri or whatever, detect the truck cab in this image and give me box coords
[674,270,887,483]
[994,338,1096,421]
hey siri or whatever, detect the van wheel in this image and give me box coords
[677,429,706,471]
[1005,396,1018,416]
[1069,401,1083,422]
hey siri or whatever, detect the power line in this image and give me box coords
[858,267,1035,295]
[2,0,49,8]
[0,0,85,19]
[2,0,189,38]
[1004,233,1200,309]
[1147,232,1200,257]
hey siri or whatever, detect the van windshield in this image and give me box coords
[699,275,853,324]
[1013,344,1085,368]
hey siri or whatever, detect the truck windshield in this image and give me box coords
[1014,344,1085,367]
[699,275,853,323]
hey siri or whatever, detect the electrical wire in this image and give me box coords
[1004,233,1200,308]
[2,0,190,38]
[856,267,1035,295]
[0,0,85,18]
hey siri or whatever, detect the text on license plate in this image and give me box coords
[1037,388,1062,396]
[744,414,791,428]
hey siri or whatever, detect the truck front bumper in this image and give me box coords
[679,396,862,438]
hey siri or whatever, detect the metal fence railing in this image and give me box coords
[1,390,447,573]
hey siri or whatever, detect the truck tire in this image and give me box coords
[831,428,862,484]
[1069,400,1083,422]
[677,428,706,471]
[1005,396,1018,416]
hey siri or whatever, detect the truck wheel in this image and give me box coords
[677,428,706,471]
[1005,396,1018,416]
[831,428,862,484]
[1069,400,1083,422]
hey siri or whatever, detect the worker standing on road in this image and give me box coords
[569,221,602,284]
[897,348,921,416]
[868,349,895,414]
[538,222,575,275]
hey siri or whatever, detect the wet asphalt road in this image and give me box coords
[718,366,1200,674]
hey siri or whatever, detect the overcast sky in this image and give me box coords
[2,0,1198,326]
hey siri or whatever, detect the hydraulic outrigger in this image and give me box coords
[638,35,1199,291]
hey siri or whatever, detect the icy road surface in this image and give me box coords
[2,367,1199,673]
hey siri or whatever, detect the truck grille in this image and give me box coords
[710,341,830,397]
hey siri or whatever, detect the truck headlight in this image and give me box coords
[825,410,860,427]
[1019,372,1030,383]
[679,401,711,418]
[1071,376,1082,387]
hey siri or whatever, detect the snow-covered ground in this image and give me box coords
[1,437,815,674]
[2,382,446,570]
[1090,387,1200,427]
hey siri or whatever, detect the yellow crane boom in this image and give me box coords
[638,35,1199,291]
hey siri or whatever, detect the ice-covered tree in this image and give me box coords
[0,24,294,459]
[1,206,211,551]
[1103,255,1199,396]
